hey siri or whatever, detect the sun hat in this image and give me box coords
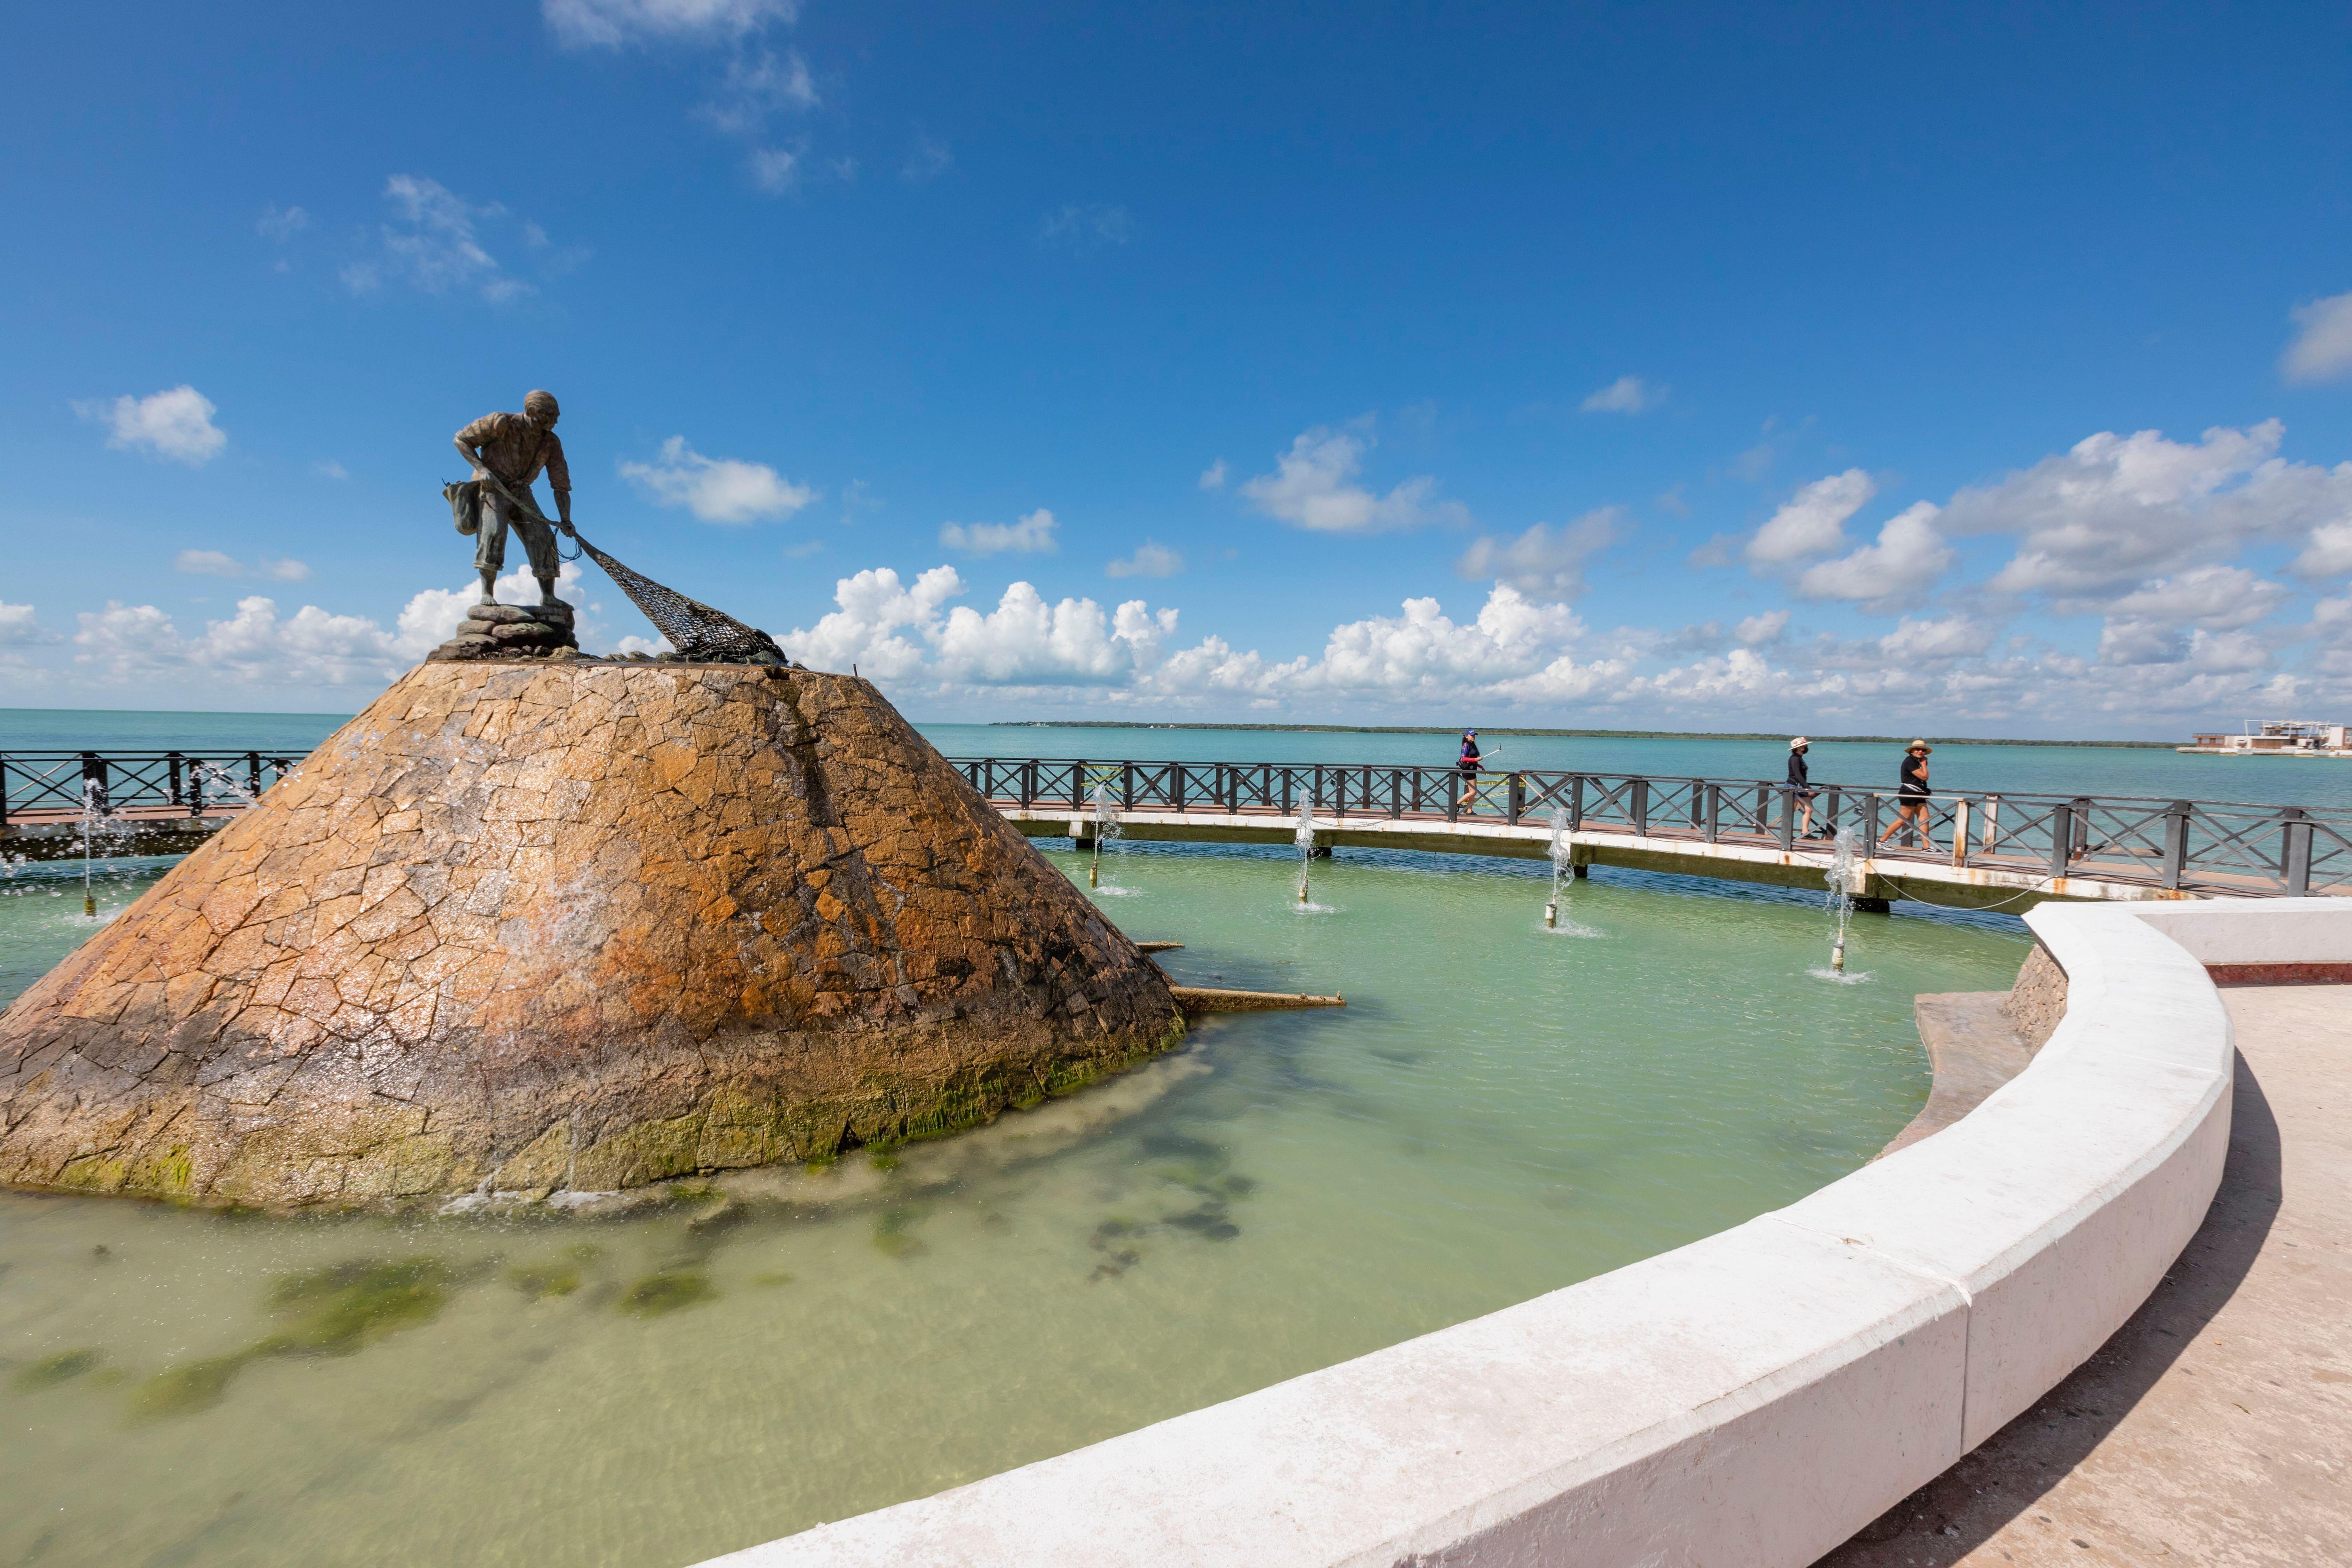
[1907,739,1932,752]
[1789,736,1809,749]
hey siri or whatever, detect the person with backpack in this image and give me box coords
[1786,737,1821,839]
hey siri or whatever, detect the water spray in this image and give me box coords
[1295,808,1316,905]
[1824,828,1859,975]
[1544,805,1571,928]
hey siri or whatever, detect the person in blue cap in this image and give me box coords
[1456,728,1483,808]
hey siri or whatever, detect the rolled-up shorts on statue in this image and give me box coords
[474,488,562,578]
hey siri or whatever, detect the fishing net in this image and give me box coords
[572,535,793,665]
[477,479,793,664]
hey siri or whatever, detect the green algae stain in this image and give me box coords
[750,1271,795,1288]
[12,1347,102,1392]
[133,1353,256,1419]
[871,1208,926,1259]
[507,1262,583,1300]
[130,1257,456,1421]
[616,1270,715,1318]
[262,1260,452,1356]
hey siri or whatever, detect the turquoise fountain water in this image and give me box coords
[0,841,2027,1568]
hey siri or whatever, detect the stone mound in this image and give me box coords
[0,663,1182,1207]
[428,599,581,662]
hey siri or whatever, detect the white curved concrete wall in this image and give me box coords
[704,899,2330,1568]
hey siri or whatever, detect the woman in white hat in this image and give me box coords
[1786,737,1820,838]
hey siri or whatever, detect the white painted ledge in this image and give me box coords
[700,900,2324,1568]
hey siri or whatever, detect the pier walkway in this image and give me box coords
[954,757,2352,911]
[12,748,2352,910]
[1817,982,2352,1565]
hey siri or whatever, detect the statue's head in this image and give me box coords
[524,389,560,428]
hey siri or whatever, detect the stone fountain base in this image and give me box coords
[0,661,1182,1207]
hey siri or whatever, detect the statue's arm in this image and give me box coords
[453,432,485,478]
[546,434,573,526]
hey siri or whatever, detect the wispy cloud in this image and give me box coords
[941,508,1058,556]
[620,436,814,523]
[1041,203,1133,248]
[256,204,309,243]
[341,175,578,302]
[902,133,953,184]
[1198,459,1227,491]
[1107,541,1183,578]
[1579,375,1667,414]
[76,386,226,465]
[2282,291,2352,384]
[1455,509,1620,601]
[175,549,311,582]
[543,0,796,49]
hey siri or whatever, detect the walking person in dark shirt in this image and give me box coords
[1786,737,1821,838]
[1876,740,1938,853]
[1456,729,1483,808]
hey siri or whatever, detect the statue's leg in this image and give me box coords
[475,493,511,603]
[519,518,564,606]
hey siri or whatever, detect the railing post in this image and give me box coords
[1952,800,1970,867]
[1389,767,1402,820]
[1506,772,1524,826]
[1705,783,1720,844]
[1568,775,1584,830]
[1170,764,1186,812]
[2283,808,2312,896]
[1311,765,1323,815]
[1446,766,1460,822]
[2162,801,2191,889]
[1866,792,1882,844]
[2048,802,2074,877]
[247,751,262,797]
[1631,778,1649,837]
[1823,788,1841,841]
[1021,761,1037,808]
[0,759,8,828]
[1776,786,1795,851]
[168,751,184,807]
[1072,762,1088,812]
[1689,780,1704,831]
[1120,762,1134,811]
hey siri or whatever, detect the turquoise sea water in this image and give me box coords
[0,830,2025,1567]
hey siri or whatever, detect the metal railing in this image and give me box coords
[948,756,2352,899]
[0,750,300,829]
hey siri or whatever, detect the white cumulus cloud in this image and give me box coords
[1747,470,1875,565]
[620,436,814,523]
[940,508,1058,556]
[1454,509,1620,601]
[1241,424,1467,535]
[1794,501,1953,605]
[2283,291,2352,384]
[79,385,226,464]
[0,604,59,646]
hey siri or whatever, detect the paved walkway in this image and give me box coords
[1817,985,2352,1566]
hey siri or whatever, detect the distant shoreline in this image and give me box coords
[982,721,2175,749]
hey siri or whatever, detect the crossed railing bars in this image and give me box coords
[11,748,2350,899]
[0,751,300,829]
[949,756,2352,899]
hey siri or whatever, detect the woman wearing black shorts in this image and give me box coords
[1876,740,1937,852]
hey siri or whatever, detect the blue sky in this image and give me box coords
[4,1,2350,736]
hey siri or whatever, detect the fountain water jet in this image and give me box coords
[1089,781,1122,889]
[1544,806,1573,928]
[1823,828,1860,974]
[1295,808,1316,905]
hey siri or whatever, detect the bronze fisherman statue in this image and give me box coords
[453,389,572,607]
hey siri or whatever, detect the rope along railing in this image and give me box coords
[946,756,2352,899]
